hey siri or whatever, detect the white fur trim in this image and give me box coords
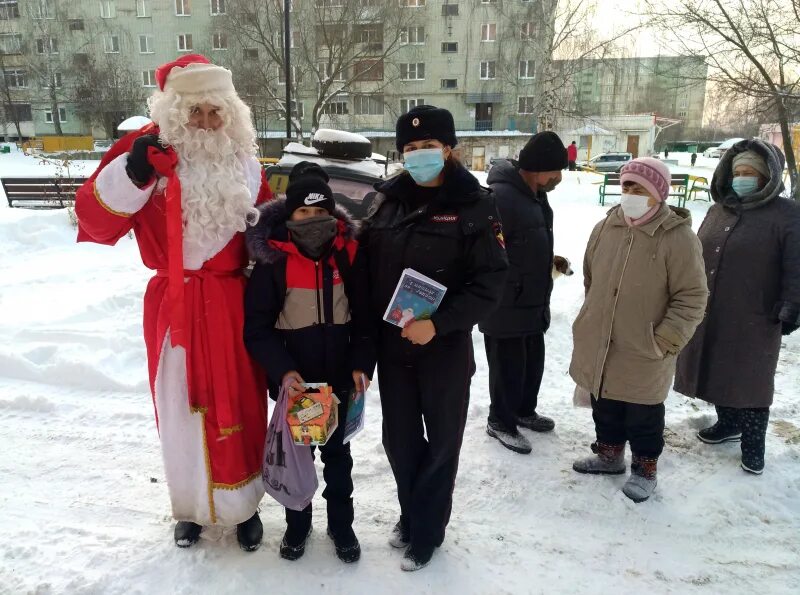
[166,63,234,96]
[94,153,155,215]
[243,155,262,201]
[154,332,263,526]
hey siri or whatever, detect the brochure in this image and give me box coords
[383,268,447,328]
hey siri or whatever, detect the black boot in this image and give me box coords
[388,518,410,549]
[236,512,263,552]
[740,408,769,474]
[401,543,437,572]
[698,406,741,444]
[327,526,361,563]
[280,505,313,561]
[517,412,556,433]
[174,521,202,548]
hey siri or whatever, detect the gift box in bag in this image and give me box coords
[286,384,339,446]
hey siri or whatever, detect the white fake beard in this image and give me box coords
[169,126,259,247]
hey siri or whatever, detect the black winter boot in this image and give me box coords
[280,506,313,561]
[236,512,263,552]
[174,521,202,548]
[698,406,741,444]
[740,408,769,475]
[401,543,437,572]
[327,526,361,563]
[388,518,410,549]
[517,412,556,433]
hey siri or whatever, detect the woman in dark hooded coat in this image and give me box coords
[674,139,800,475]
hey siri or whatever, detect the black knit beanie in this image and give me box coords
[285,161,335,215]
[396,105,457,152]
[518,132,568,172]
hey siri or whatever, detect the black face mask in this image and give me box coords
[540,177,560,193]
[286,215,338,261]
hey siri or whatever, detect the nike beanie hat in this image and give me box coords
[285,161,335,215]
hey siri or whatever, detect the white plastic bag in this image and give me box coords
[572,385,592,409]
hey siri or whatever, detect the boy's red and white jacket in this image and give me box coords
[243,198,376,395]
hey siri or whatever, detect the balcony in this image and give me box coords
[475,120,493,131]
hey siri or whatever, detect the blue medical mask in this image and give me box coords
[732,176,760,196]
[403,148,445,184]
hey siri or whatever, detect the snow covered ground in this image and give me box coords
[1,151,799,594]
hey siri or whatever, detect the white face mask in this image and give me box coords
[620,193,653,219]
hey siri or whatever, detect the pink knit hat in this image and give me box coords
[620,157,671,202]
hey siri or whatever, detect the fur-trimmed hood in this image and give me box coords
[245,197,358,264]
[712,138,786,211]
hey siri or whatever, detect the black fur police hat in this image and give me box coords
[395,105,458,153]
[285,161,335,215]
[518,131,568,172]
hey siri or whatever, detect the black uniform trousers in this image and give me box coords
[485,333,545,431]
[285,396,354,535]
[591,395,665,458]
[377,331,475,548]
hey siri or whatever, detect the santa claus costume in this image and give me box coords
[75,55,272,550]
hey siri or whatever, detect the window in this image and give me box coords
[139,34,153,53]
[399,26,424,45]
[318,62,345,82]
[279,100,304,120]
[3,69,25,88]
[279,29,300,48]
[481,23,496,42]
[0,1,19,19]
[353,94,383,116]
[73,53,89,67]
[136,0,148,17]
[31,0,54,19]
[104,35,120,53]
[10,103,32,120]
[518,96,535,114]
[0,33,21,54]
[520,22,534,40]
[36,37,58,54]
[323,99,348,115]
[175,0,191,16]
[210,0,225,15]
[442,3,458,16]
[41,72,62,88]
[481,0,496,3]
[100,1,115,18]
[400,62,424,81]
[316,0,343,6]
[45,107,68,124]
[400,98,424,113]
[244,47,258,60]
[441,78,457,89]
[479,61,496,80]
[441,41,457,53]
[177,34,193,51]
[142,70,156,87]
[355,24,383,45]
[353,59,383,81]
[519,60,534,79]
[278,65,302,84]
[69,19,84,30]
[678,110,687,118]
[212,32,227,50]
[401,0,425,6]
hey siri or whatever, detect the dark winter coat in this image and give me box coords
[479,160,554,337]
[243,199,376,397]
[675,139,800,408]
[359,164,508,353]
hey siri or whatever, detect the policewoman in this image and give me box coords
[359,105,508,571]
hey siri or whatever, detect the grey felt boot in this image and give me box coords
[622,455,658,503]
[573,441,626,475]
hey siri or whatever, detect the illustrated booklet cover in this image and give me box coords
[342,374,367,445]
[383,268,447,327]
[286,384,339,446]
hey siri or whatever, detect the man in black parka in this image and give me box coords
[479,131,568,454]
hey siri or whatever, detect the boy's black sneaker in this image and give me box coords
[327,527,361,563]
[236,512,263,552]
[174,521,202,548]
[280,525,313,561]
[401,543,437,572]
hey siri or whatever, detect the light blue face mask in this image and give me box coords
[403,148,445,184]
[732,176,760,196]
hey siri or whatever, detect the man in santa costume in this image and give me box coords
[75,54,271,551]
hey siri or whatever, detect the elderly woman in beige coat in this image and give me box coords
[570,157,707,502]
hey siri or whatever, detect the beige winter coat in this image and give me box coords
[569,204,708,405]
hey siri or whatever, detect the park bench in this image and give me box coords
[2,176,87,209]
[688,175,711,202]
[598,173,696,208]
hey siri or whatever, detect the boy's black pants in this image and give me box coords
[285,395,353,535]
[377,331,475,548]
[591,395,665,458]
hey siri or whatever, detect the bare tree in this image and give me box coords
[0,19,25,138]
[221,0,413,137]
[644,0,800,199]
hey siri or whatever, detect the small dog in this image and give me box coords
[552,255,574,279]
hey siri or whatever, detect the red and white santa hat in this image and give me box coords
[155,54,235,95]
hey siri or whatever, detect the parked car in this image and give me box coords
[578,152,633,173]
[704,138,745,159]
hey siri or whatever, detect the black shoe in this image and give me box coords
[486,421,532,454]
[401,543,437,572]
[327,527,361,563]
[517,413,556,433]
[280,525,313,561]
[174,521,202,548]
[697,422,741,444]
[237,512,263,552]
[388,520,410,549]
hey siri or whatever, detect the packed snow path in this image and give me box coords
[1,152,798,594]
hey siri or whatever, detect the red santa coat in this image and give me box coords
[76,126,271,525]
